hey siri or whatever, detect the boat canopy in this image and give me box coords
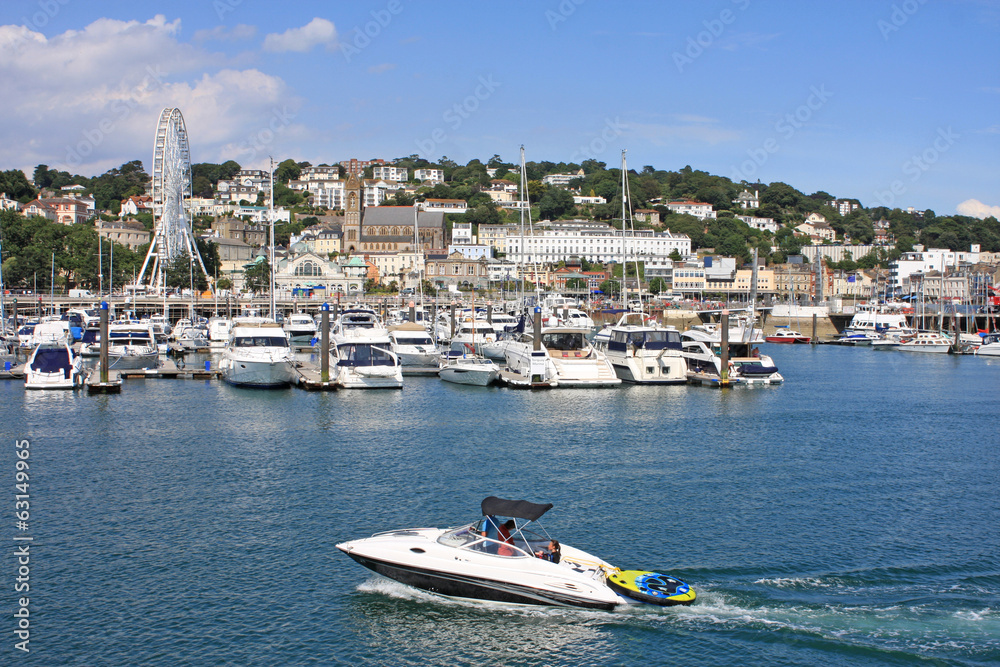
[481,496,553,521]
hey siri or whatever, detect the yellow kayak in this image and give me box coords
[606,570,696,606]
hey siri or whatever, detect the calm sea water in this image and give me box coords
[2,345,999,666]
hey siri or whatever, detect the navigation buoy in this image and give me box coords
[606,570,696,606]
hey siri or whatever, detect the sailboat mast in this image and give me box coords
[269,156,276,320]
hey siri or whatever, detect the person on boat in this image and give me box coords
[481,515,501,554]
[497,519,516,556]
[536,540,561,563]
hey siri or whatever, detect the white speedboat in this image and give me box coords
[504,326,620,387]
[334,308,388,338]
[24,321,82,390]
[219,321,297,388]
[438,345,499,386]
[283,312,317,340]
[680,337,783,386]
[332,329,403,389]
[337,497,695,610]
[594,313,686,384]
[975,332,1000,357]
[388,323,440,367]
[897,331,952,353]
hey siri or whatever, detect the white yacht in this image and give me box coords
[105,322,160,370]
[207,317,232,346]
[897,331,952,353]
[974,332,1000,357]
[388,323,440,367]
[332,329,403,389]
[445,316,498,356]
[283,312,317,339]
[337,497,695,610]
[24,321,82,390]
[595,313,686,384]
[438,344,499,386]
[504,326,621,387]
[844,301,910,335]
[173,322,210,350]
[684,319,764,345]
[334,308,388,338]
[219,321,296,388]
[681,337,783,385]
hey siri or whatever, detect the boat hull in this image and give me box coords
[439,365,498,386]
[341,551,617,610]
[220,359,296,387]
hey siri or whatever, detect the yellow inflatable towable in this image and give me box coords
[606,570,696,606]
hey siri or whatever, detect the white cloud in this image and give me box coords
[0,15,304,175]
[367,63,396,74]
[957,199,1000,219]
[263,18,337,53]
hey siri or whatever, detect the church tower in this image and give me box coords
[344,171,362,253]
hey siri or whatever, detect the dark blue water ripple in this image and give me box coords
[2,345,998,665]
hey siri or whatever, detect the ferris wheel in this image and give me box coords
[137,107,207,289]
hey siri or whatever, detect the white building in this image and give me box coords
[234,205,291,224]
[1,193,23,212]
[732,189,760,209]
[736,215,778,233]
[828,199,860,216]
[217,169,271,203]
[665,199,717,220]
[413,168,444,183]
[372,166,408,182]
[506,224,691,266]
[574,195,607,205]
[888,245,982,295]
[452,222,474,244]
[448,244,494,260]
[542,169,585,187]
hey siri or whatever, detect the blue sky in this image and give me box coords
[1,0,998,217]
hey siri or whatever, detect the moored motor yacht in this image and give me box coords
[337,497,695,610]
[219,320,297,387]
[388,323,440,367]
[332,329,403,389]
[283,312,317,339]
[24,321,83,390]
[975,332,1000,356]
[897,331,952,353]
[105,322,160,370]
[504,326,621,387]
[594,313,686,384]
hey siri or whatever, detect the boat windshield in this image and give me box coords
[233,336,289,347]
[437,519,552,558]
[541,332,587,351]
[337,343,395,366]
[610,329,681,351]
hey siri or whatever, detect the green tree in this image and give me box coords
[243,257,270,295]
[538,187,575,219]
[275,158,302,184]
